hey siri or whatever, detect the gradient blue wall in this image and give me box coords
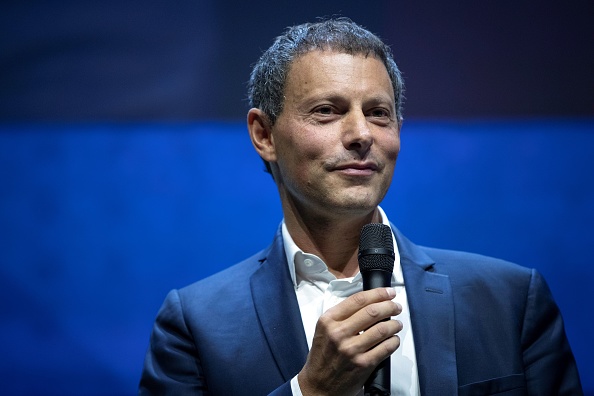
[1,120,592,394]
[2,1,592,120]
[1,0,593,394]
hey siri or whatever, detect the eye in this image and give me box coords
[314,105,334,115]
[370,108,391,118]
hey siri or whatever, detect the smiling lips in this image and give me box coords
[332,162,379,176]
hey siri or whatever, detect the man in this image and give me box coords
[139,18,582,395]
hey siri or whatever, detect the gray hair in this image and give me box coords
[247,18,405,125]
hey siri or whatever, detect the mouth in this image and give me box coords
[332,161,379,176]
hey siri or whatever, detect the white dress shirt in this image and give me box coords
[285,207,420,396]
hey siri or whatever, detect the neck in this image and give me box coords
[283,202,382,278]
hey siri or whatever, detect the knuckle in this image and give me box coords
[337,340,357,359]
[352,292,367,306]
[374,322,389,338]
[316,315,332,331]
[382,335,400,355]
[327,331,341,346]
[353,354,372,369]
[365,304,379,318]
[382,340,393,355]
[375,288,387,298]
[327,323,349,345]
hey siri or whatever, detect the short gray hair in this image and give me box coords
[247,18,405,125]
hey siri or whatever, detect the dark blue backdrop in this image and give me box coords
[1,119,592,395]
[1,0,593,394]
[1,0,592,120]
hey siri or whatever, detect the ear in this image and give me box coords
[247,108,277,163]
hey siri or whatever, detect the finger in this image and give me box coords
[357,319,403,352]
[354,334,401,369]
[325,288,396,321]
[344,299,401,336]
[315,300,400,353]
[336,318,401,361]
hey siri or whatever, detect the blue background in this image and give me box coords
[1,0,593,394]
[1,120,592,394]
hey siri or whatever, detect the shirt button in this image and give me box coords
[304,259,314,267]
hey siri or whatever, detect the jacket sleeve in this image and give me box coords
[139,289,208,395]
[521,269,583,395]
[138,290,296,396]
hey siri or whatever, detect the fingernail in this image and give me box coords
[386,287,396,298]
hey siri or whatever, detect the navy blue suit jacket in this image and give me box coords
[139,226,582,395]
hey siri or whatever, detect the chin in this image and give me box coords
[328,197,380,215]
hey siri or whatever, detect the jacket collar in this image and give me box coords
[250,228,309,382]
[250,224,459,394]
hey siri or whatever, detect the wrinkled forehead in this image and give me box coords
[285,49,391,90]
[292,44,382,66]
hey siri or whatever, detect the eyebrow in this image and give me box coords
[300,92,395,108]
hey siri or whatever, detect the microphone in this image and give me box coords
[358,223,395,396]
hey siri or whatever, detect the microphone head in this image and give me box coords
[358,223,395,273]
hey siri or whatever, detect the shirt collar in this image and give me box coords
[282,206,403,287]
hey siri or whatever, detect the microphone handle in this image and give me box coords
[362,269,392,290]
[362,270,392,396]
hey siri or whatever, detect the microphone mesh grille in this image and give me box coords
[358,223,395,272]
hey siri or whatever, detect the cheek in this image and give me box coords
[289,131,333,164]
[392,139,401,159]
[382,133,400,162]
[276,140,322,183]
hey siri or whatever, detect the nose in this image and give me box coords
[342,110,373,157]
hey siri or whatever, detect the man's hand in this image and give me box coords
[297,287,402,396]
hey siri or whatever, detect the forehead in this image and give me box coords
[283,50,394,103]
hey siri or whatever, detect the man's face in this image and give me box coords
[269,50,400,219]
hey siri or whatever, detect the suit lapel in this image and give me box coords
[249,225,459,392]
[394,227,459,395]
[250,230,309,382]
